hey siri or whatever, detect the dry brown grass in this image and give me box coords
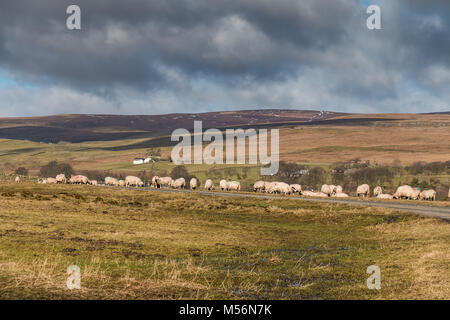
[279,123,450,165]
[0,182,448,299]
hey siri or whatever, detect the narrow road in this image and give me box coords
[133,187,450,221]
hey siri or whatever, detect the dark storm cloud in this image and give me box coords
[0,0,449,115]
[0,0,358,89]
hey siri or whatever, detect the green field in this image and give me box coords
[0,182,448,299]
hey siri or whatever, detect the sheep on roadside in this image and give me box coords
[265,182,279,194]
[118,180,125,187]
[321,184,338,196]
[373,186,383,197]
[89,180,98,186]
[159,177,173,188]
[335,185,343,194]
[227,181,241,191]
[393,185,420,200]
[356,184,370,198]
[70,175,90,184]
[332,192,349,198]
[55,174,67,184]
[151,176,160,188]
[419,189,436,201]
[125,176,144,187]
[393,185,413,199]
[220,180,228,191]
[290,184,302,195]
[204,179,214,190]
[315,192,328,198]
[105,177,119,186]
[302,191,327,197]
[274,182,291,195]
[409,188,421,200]
[46,177,57,184]
[15,176,20,183]
[172,178,186,189]
[253,181,266,192]
[376,194,393,200]
[189,178,198,190]
[321,184,333,196]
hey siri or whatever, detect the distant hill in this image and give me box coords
[0,109,445,143]
[0,110,347,143]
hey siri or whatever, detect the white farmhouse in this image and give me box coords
[133,158,145,165]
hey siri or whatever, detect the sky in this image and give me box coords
[0,0,449,116]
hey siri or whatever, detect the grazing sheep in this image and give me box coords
[159,177,173,188]
[393,185,411,199]
[89,180,98,186]
[301,190,316,197]
[253,181,266,192]
[105,177,119,186]
[220,179,228,191]
[204,179,214,190]
[151,176,160,188]
[227,181,241,191]
[70,175,90,184]
[125,176,144,187]
[329,185,337,194]
[118,180,125,187]
[265,182,279,194]
[277,182,292,195]
[79,175,90,184]
[332,192,349,198]
[321,184,334,197]
[315,192,328,198]
[46,177,57,184]
[15,176,20,183]
[55,174,67,184]
[290,184,302,194]
[189,178,198,190]
[356,184,370,198]
[376,194,393,200]
[335,185,343,194]
[302,191,327,197]
[393,185,420,200]
[448,188,450,199]
[373,186,383,197]
[408,188,421,200]
[419,189,436,201]
[172,178,186,189]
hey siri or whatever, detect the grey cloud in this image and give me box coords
[0,0,449,116]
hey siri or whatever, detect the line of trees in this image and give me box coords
[39,161,74,178]
[272,160,448,196]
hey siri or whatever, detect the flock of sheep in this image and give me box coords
[252,181,440,201]
[15,174,448,201]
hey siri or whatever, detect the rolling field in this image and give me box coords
[0,111,449,300]
[1,112,449,176]
[0,182,449,299]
